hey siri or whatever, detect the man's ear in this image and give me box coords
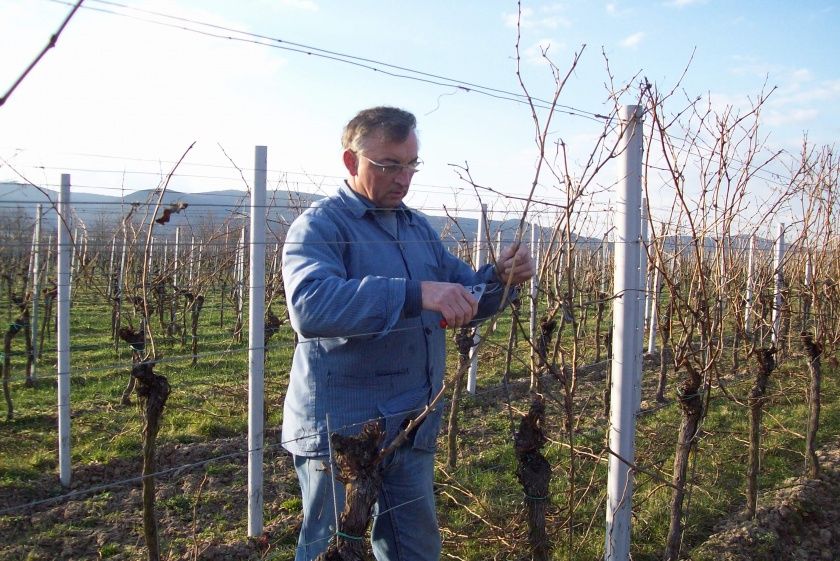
[343,149,358,176]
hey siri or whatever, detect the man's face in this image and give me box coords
[344,129,419,209]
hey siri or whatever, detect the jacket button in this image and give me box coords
[424,327,432,335]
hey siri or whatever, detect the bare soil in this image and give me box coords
[690,439,840,561]
[0,429,301,560]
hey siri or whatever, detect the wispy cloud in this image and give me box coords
[717,57,839,142]
[523,38,565,65]
[606,2,632,16]
[728,55,778,79]
[773,79,840,106]
[620,32,645,48]
[664,0,707,7]
[763,107,819,127]
[273,0,319,11]
[503,5,571,30]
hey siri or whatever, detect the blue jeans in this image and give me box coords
[293,444,441,561]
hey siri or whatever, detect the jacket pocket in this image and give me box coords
[377,387,434,449]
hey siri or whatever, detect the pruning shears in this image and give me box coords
[439,283,486,328]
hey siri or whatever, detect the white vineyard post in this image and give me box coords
[70,226,78,288]
[30,204,43,372]
[196,242,203,282]
[237,227,247,338]
[605,105,643,561]
[173,226,181,290]
[162,239,168,278]
[636,199,648,411]
[271,242,280,279]
[114,226,127,347]
[45,234,53,281]
[744,234,756,335]
[529,223,540,391]
[772,223,785,345]
[640,199,649,340]
[188,236,196,288]
[491,230,502,332]
[467,203,487,394]
[248,146,267,537]
[118,228,127,294]
[80,232,88,277]
[148,237,155,276]
[57,175,73,487]
[107,232,116,300]
[601,233,610,294]
[715,238,727,365]
[646,260,661,355]
[804,252,812,326]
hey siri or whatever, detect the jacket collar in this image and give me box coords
[338,180,416,225]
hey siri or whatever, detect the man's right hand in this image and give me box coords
[421,282,479,328]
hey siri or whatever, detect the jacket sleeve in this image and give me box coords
[282,209,407,340]
[428,224,519,322]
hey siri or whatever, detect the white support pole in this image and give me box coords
[81,233,88,275]
[804,252,813,325]
[467,204,487,394]
[646,260,661,355]
[107,232,116,299]
[173,226,181,289]
[744,235,756,335]
[605,105,643,561]
[117,229,127,298]
[196,243,203,282]
[70,226,78,280]
[162,239,169,276]
[30,204,43,371]
[636,200,648,410]
[601,235,610,294]
[491,230,503,332]
[640,200,649,339]
[27,227,36,292]
[45,234,54,281]
[188,236,196,287]
[114,227,127,345]
[238,228,246,324]
[248,146,267,537]
[57,175,72,487]
[271,242,280,279]
[772,224,785,345]
[148,236,155,276]
[804,253,812,287]
[529,224,540,390]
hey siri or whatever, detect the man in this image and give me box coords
[281,106,534,560]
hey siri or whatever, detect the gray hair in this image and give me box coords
[341,106,417,153]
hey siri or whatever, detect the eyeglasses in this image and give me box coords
[360,155,423,176]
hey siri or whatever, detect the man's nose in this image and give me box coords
[394,167,414,185]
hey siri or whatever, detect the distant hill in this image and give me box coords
[0,181,782,259]
[0,181,608,250]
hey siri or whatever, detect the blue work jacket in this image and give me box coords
[281,182,509,456]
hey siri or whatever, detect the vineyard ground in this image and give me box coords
[1,287,839,560]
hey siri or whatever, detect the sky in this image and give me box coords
[1,0,838,233]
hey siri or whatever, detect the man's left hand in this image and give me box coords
[495,244,535,285]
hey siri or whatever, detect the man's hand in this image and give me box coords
[421,281,479,328]
[495,243,535,285]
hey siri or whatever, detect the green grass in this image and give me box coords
[1,278,838,560]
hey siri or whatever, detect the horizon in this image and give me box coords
[2,1,838,239]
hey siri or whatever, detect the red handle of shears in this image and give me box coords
[437,283,486,329]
